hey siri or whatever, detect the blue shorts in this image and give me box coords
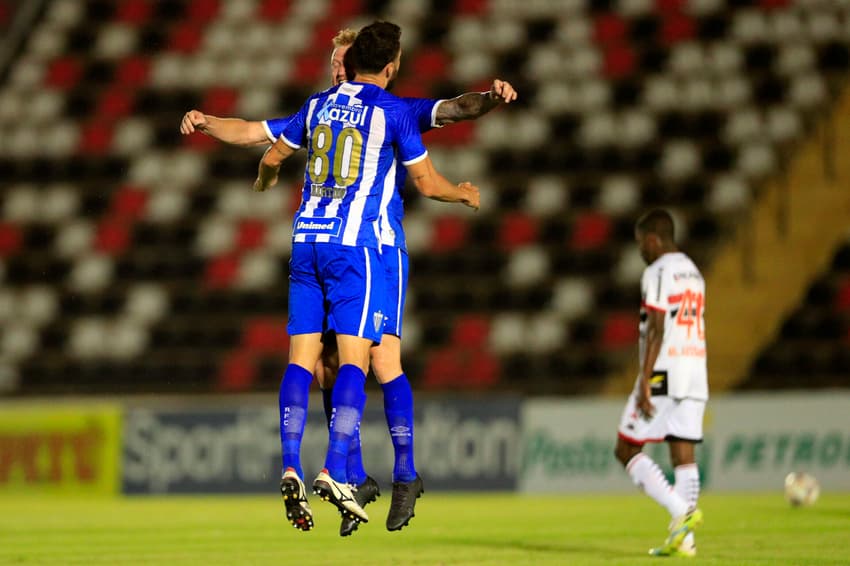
[381,245,408,338]
[287,243,386,343]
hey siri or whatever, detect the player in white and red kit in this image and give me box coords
[614,209,706,557]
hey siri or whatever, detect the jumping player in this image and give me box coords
[252,21,480,532]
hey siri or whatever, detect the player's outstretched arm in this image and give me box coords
[180,110,269,147]
[253,138,296,192]
[406,156,479,210]
[434,79,518,126]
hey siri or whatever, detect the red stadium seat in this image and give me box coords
[423,346,499,389]
[201,87,239,116]
[217,350,256,391]
[570,212,612,251]
[111,186,148,220]
[499,212,539,250]
[258,0,291,21]
[603,45,637,79]
[452,315,491,348]
[594,13,629,46]
[187,0,221,22]
[236,219,267,251]
[659,13,695,46]
[293,52,326,84]
[430,215,469,253]
[411,48,450,83]
[94,220,132,255]
[115,0,152,24]
[168,23,203,53]
[455,0,489,15]
[601,311,640,351]
[242,318,289,353]
[0,223,22,257]
[329,0,363,19]
[205,254,240,289]
[46,57,82,89]
[116,56,151,87]
[78,122,114,154]
[97,88,135,119]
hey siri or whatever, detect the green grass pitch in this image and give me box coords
[2,492,849,565]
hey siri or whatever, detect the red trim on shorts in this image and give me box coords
[618,431,666,447]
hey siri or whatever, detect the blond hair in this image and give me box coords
[332,29,357,48]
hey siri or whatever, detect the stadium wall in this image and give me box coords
[0,392,847,495]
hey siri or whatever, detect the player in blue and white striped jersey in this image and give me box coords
[181,27,515,535]
[253,21,480,530]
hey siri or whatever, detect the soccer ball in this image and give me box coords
[784,472,820,507]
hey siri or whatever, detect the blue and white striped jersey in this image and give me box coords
[264,95,442,251]
[277,82,429,249]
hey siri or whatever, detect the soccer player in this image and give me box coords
[613,209,707,557]
[181,30,516,535]
[252,21,480,531]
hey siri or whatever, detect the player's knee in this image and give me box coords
[614,442,639,466]
[371,359,403,384]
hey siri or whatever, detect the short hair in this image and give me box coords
[344,21,401,75]
[636,209,675,242]
[332,28,356,48]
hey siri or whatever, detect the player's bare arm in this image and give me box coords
[638,308,665,419]
[434,79,518,126]
[253,139,295,192]
[407,156,479,210]
[180,110,269,147]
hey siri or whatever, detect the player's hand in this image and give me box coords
[488,80,517,104]
[458,182,480,211]
[636,382,655,420]
[180,110,208,135]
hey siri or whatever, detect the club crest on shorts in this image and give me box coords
[373,310,385,333]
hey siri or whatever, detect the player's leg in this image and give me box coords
[668,441,699,556]
[372,336,423,531]
[316,335,339,427]
[663,400,706,556]
[616,392,693,555]
[279,333,324,530]
[313,333,373,522]
[312,245,385,523]
[278,244,325,531]
[615,436,688,518]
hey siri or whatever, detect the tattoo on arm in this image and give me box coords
[435,92,498,125]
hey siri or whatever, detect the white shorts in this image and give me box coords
[617,394,705,445]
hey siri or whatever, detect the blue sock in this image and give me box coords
[279,364,313,478]
[382,374,417,482]
[324,364,366,482]
[321,387,333,429]
[346,388,368,486]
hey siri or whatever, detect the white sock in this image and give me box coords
[674,463,700,546]
[626,453,689,519]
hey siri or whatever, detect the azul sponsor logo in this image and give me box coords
[316,101,367,126]
[294,216,342,237]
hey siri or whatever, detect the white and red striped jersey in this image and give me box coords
[639,251,709,400]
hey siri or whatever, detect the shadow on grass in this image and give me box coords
[434,535,638,560]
